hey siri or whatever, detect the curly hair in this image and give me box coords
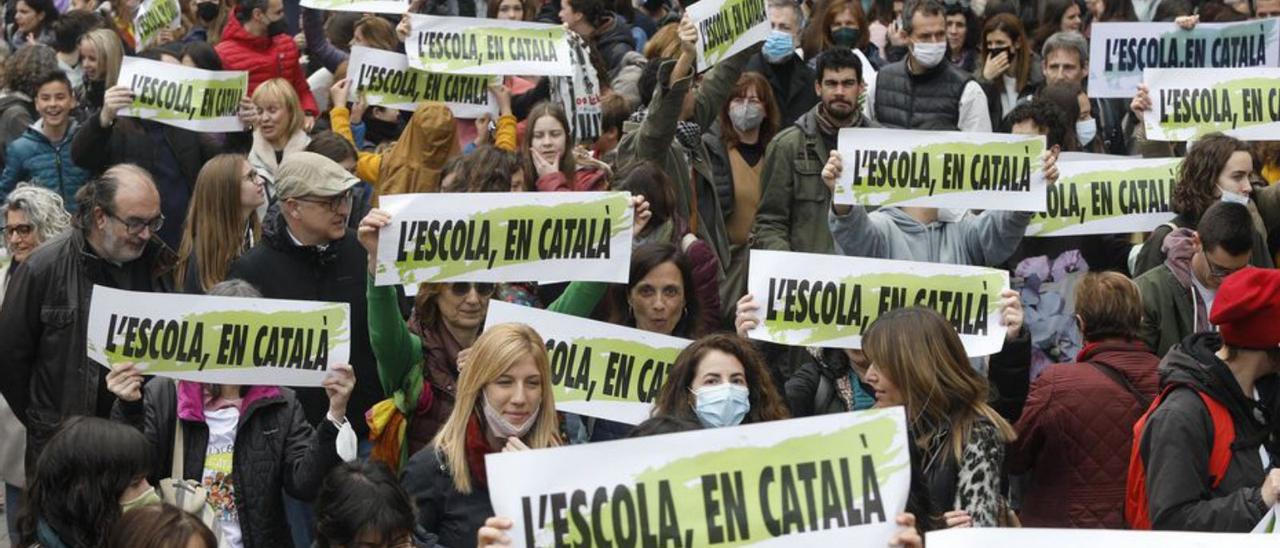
[650,333,792,425]
[2,44,58,97]
[1172,132,1252,218]
[4,183,71,249]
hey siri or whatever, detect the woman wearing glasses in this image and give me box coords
[0,183,70,538]
[175,154,266,294]
[357,209,606,470]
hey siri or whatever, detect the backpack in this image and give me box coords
[1124,385,1236,530]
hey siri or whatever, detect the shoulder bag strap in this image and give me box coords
[172,403,184,480]
[1087,358,1152,409]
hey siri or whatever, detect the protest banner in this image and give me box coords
[930,528,1280,547]
[1254,506,1278,534]
[747,250,1008,356]
[131,0,180,51]
[299,0,407,14]
[1088,19,1280,98]
[1144,67,1280,141]
[1026,157,1179,237]
[484,301,690,424]
[405,15,573,76]
[551,32,602,142]
[117,57,249,132]
[347,45,497,118]
[686,0,769,72]
[374,191,633,286]
[86,286,350,387]
[834,128,1047,211]
[487,408,912,548]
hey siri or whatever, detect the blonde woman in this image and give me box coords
[249,78,310,209]
[76,28,122,114]
[400,323,560,548]
[863,307,1017,529]
[174,154,266,293]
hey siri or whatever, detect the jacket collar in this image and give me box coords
[177,380,283,422]
[74,229,179,284]
[1076,339,1152,362]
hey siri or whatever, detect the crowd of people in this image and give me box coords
[0,0,1276,545]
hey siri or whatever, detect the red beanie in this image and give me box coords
[1210,267,1280,350]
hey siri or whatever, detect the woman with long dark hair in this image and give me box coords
[976,13,1042,128]
[17,416,155,548]
[650,333,791,427]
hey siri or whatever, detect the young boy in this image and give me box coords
[0,69,89,208]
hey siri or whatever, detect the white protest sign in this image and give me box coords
[117,57,249,132]
[686,0,769,72]
[347,45,497,117]
[132,0,180,51]
[1144,67,1280,141]
[1088,19,1280,99]
[1253,506,1278,534]
[484,300,690,424]
[405,15,573,76]
[834,127,1047,211]
[930,528,1280,547]
[1026,157,1179,237]
[86,286,350,386]
[747,250,1009,356]
[300,0,408,14]
[374,192,634,286]
[487,408,912,548]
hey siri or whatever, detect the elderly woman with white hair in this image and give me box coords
[0,182,71,539]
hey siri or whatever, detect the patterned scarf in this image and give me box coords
[814,103,863,149]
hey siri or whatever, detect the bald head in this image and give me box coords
[79,164,163,263]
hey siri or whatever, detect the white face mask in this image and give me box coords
[911,41,947,69]
[1220,188,1250,205]
[481,393,539,438]
[1076,118,1097,146]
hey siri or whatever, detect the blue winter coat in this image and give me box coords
[0,121,89,210]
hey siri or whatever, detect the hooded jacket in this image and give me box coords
[592,13,637,77]
[215,13,319,116]
[828,204,1030,266]
[227,206,380,438]
[1136,333,1275,531]
[0,120,90,207]
[376,103,459,197]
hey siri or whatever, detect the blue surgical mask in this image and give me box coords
[763,30,795,64]
[692,383,750,428]
[1076,118,1097,146]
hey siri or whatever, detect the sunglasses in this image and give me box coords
[449,282,496,297]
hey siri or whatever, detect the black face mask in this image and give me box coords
[363,117,403,145]
[196,3,218,21]
[266,18,288,36]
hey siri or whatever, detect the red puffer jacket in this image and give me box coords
[215,13,318,116]
[1007,339,1160,528]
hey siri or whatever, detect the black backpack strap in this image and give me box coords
[1087,358,1152,409]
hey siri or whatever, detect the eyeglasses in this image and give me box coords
[2,223,33,238]
[106,210,164,236]
[449,282,496,297]
[1206,257,1247,280]
[294,190,354,213]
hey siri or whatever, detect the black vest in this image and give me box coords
[874,60,972,130]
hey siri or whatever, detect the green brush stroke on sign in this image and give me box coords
[1028,161,1178,235]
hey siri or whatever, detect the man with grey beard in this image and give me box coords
[0,163,176,474]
